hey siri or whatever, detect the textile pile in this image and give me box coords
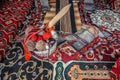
[0,0,120,80]
[0,0,34,61]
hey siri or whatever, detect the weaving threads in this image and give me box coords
[35,40,46,51]
[26,40,36,51]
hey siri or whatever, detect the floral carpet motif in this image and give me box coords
[0,42,116,80]
[1,42,54,80]
[78,0,113,25]
[90,10,120,30]
[54,61,114,80]
[1,0,120,80]
[0,0,34,61]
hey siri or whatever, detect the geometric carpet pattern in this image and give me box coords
[1,42,115,80]
[1,0,120,80]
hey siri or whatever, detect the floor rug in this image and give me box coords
[1,0,120,80]
[1,42,115,80]
[78,0,113,25]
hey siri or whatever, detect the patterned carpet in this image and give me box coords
[1,0,120,80]
[1,42,114,80]
[0,0,34,62]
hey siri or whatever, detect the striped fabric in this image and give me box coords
[73,2,82,31]
[43,1,82,33]
[43,3,56,24]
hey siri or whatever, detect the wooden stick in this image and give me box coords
[48,4,71,28]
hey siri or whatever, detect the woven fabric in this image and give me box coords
[1,42,114,80]
[54,61,114,80]
[1,0,120,79]
[1,42,54,80]
[0,0,34,61]
[78,0,113,25]
[90,10,120,30]
[21,0,42,32]
[110,58,120,80]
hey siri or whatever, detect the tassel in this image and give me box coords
[24,53,32,61]
[43,32,51,40]
[23,44,32,61]
[31,35,38,41]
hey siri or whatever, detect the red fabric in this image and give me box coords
[79,31,119,61]
[32,30,120,62]
[0,0,34,62]
[24,53,32,61]
[49,51,81,62]
[43,32,51,40]
[109,0,116,9]
[110,58,120,80]
[37,36,43,41]
[31,34,38,41]
[22,0,42,29]
[43,41,81,62]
